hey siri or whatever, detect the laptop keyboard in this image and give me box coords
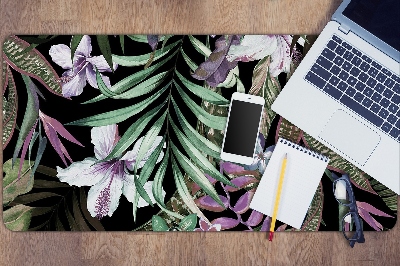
[304,34,400,142]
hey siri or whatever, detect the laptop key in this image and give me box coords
[340,95,384,127]
[330,65,341,75]
[380,98,390,108]
[332,35,342,43]
[381,123,392,133]
[350,67,361,77]
[361,55,372,63]
[347,76,357,86]
[363,87,373,97]
[377,73,387,83]
[355,81,365,91]
[393,84,400,93]
[312,64,331,81]
[354,92,364,103]
[345,87,356,97]
[339,71,349,81]
[391,94,399,104]
[374,83,385,93]
[381,68,391,75]
[317,56,333,70]
[387,114,397,125]
[383,89,394,99]
[343,51,354,61]
[323,84,342,100]
[327,40,338,50]
[360,62,370,72]
[333,56,344,66]
[342,62,352,72]
[378,109,389,119]
[362,98,373,108]
[390,128,400,139]
[371,61,382,70]
[366,78,377,88]
[351,56,362,66]
[368,67,379,78]
[384,78,395,88]
[359,73,369,82]
[394,76,400,83]
[337,81,348,91]
[342,41,352,50]
[388,103,399,114]
[372,92,382,102]
[329,76,340,86]
[335,46,346,56]
[396,119,400,129]
[322,48,335,60]
[305,72,325,89]
[352,48,362,57]
[371,103,381,114]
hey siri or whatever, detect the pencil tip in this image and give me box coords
[284,153,287,159]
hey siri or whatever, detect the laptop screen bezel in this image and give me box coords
[332,0,400,63]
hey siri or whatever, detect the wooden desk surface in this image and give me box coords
[0,0,399,265]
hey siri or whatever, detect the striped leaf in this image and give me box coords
[301,182,324,231]
[3,66,18,149]
[3,35,62,96]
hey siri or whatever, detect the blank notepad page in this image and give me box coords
[250,138,329,229]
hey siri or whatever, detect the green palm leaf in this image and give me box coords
[112,40,180,66]
[173,87,226,130]
[67,84,168,126]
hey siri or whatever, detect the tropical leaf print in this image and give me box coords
[2,35,396,231]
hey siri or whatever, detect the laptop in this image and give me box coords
[272,0,400,194]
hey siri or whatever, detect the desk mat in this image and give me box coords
[2,35,397,231]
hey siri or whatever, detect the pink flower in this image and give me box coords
[49,35,117,97]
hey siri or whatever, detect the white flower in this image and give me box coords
[56,124,165,219]
[226,35,293,77]
[49,35,117,97]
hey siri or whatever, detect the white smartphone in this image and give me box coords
[220,92,265,165]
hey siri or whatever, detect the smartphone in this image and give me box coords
[221,92,265,165]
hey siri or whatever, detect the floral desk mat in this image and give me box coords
[2,35,397,232]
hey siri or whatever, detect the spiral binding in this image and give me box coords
[279,138,329,163]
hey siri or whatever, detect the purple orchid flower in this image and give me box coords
[49,35,117,97]
[191,35,241,87]
[56,124,165,219]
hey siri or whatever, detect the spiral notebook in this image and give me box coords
[250,138,329,229]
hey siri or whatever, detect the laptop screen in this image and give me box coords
[343,0,400,52]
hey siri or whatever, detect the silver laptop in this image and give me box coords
[272,0,400,193]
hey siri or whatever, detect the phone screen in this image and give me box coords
[223,100,263,157]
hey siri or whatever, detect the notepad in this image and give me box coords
[250,138,329,229]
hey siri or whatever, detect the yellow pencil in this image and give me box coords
[269,153,288,241]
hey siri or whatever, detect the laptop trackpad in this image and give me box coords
[318,109,380,165]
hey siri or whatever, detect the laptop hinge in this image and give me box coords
[338,24,350,34]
